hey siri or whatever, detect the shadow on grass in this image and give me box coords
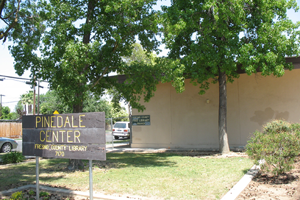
[89,152,219,169]
[242,168,250,174]
[0,154,179,192]
[1,152,251,190]
[0,159,69,191]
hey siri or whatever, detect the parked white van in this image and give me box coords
[112,121,130,139]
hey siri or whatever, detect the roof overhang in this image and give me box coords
[110,56,300,83]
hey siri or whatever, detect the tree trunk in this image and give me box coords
[67,101,85,171]
[67,159,85,171]
[67,0,94,171]
[218,69,230,154]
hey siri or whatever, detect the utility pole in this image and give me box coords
[26,78,43,115]
[33,83,36,115]
[26,79,36,115]
[37,80,43,115]
[0,79,3,118]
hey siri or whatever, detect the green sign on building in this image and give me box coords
[132,115,150,126]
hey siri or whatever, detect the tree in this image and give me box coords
[1,0,22,42]
[0,106,12,119]
[123,43,157,65]
[20,90,34,114]
[39,90,127,118]
[162,0,300,153]
[9,0,163,169]
[83,92,114,117]
[11,100,23,119]
[83,93,128,122]
[0,0,44,42]
[11,0,161,113]
[108,43,158,113]
[39,90,72,114]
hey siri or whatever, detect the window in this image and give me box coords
[114,123,127,128]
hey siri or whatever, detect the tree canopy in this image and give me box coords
[9,0,164,114]
[162,0,300,153]
[123,43,157,65]
[38,90,72,114]
[7,0,164,169]
[0,0,43,42]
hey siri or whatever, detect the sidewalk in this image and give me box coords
[106,142,187,153]
[106,142,221,153]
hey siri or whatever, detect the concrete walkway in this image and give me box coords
[0,143,259,200]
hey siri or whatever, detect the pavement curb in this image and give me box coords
[220,165,260,200]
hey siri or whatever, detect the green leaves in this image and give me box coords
[162,0,300,153]
[7,0,162,112]
[5,0,300,114]
[246,120,300,176]
[163,0,300,92]
[2,152,25,164]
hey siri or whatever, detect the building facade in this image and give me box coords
[131,57,300,150]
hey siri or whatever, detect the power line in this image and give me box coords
[0,74,48,82]
[3,101,20,104]
[0,74,30,80]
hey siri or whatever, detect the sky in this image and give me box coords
[0,0,299,112]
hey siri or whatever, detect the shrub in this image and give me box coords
[290,123,300,132]
[262,120,291,133]
[246,120,300,176]
[39,191,50,200]
[28,190,35,196]
[2,152,25,164]
[39,191,50,197]
[10,191,23,200]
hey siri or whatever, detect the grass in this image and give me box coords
[112,139,130,143]
[0,153,253,200]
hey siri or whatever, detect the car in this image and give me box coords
[112,122,130,139]
[0,137,18,153]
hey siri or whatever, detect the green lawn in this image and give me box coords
[0,153,253,200]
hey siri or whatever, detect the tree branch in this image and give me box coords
[0,0,20,42]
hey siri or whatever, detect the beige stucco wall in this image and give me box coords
[131,67,300,149]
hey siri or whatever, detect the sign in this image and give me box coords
[22,112,106,160]
[132,115,150,126]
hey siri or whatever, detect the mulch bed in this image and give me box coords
[237,156,300,200]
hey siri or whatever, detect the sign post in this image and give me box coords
[36,156,39,200]
[22,112,106,199]
[89,160,93,200]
